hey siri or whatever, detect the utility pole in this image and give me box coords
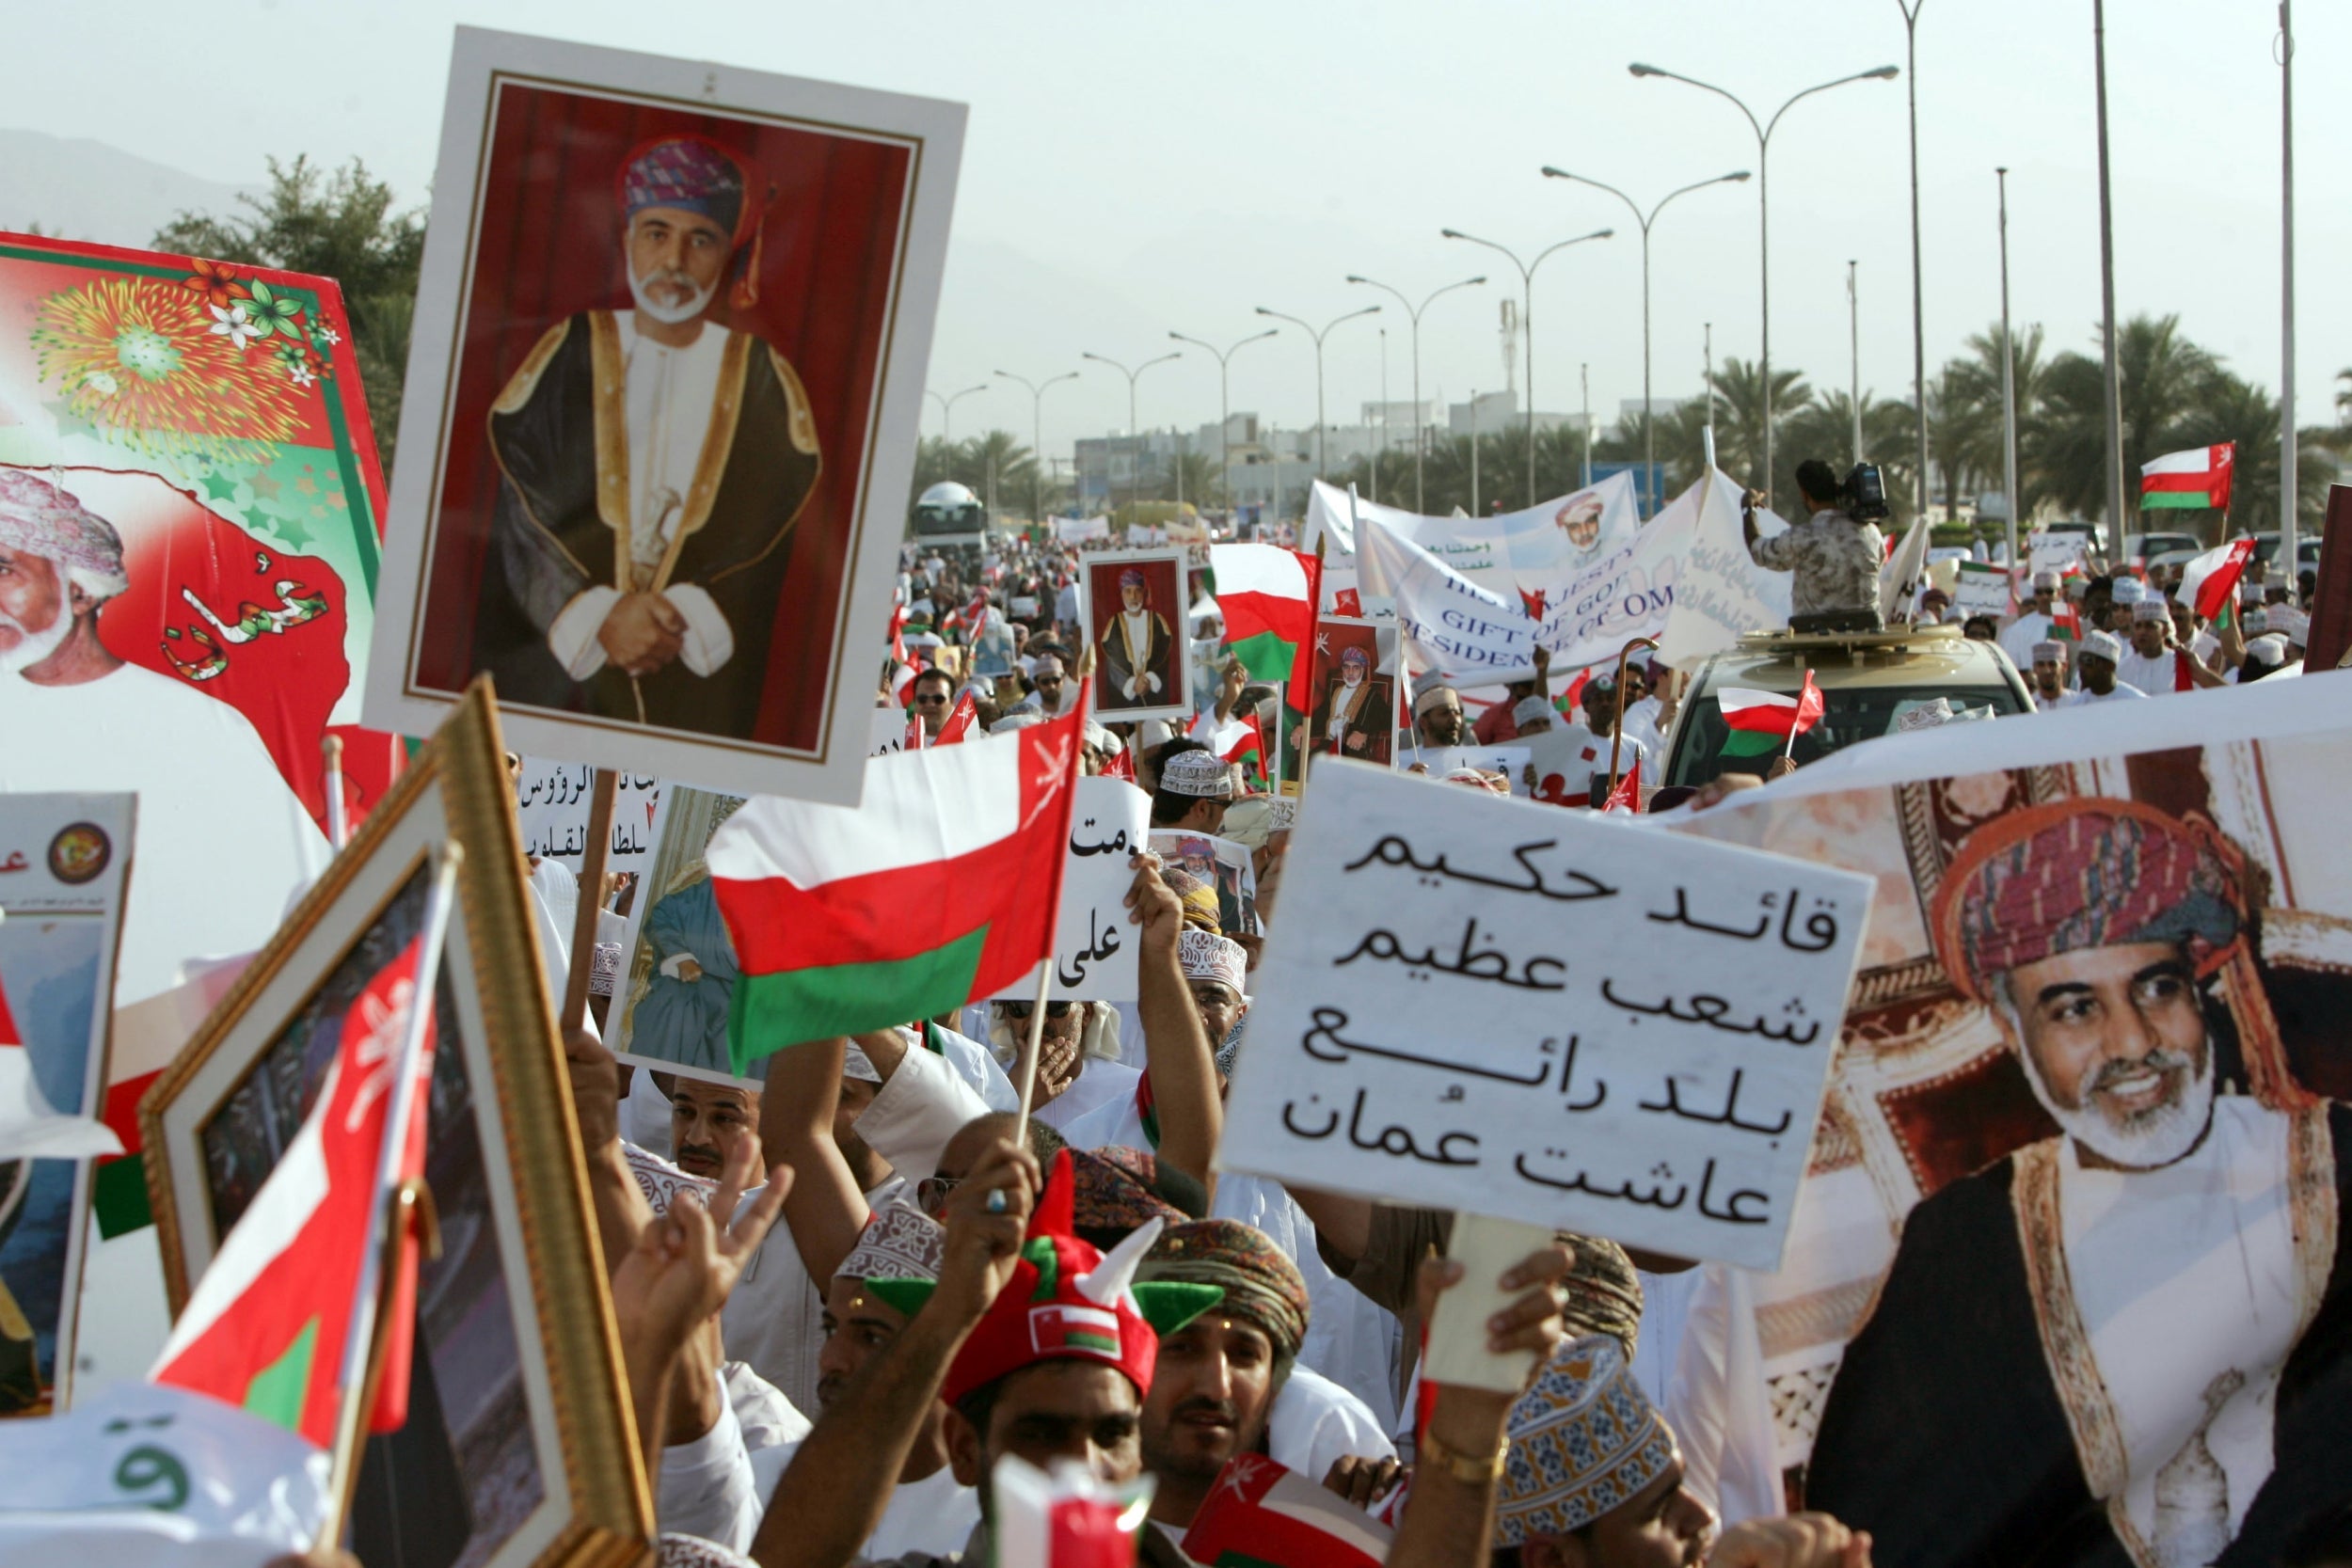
[1580,362,1593,489]
[1997,168,2022,590]
[1897,1,1930,520]
[1081,351,1180,523]
[1168,329,1277,523]
[993,369,1079,526]
[1470,390,1482,518]
[1254,305,1380,480]
[2280,0,2299,576]
[2093,0,2126,561]
[1345,272,1486,513]
[1848,261,1863,462]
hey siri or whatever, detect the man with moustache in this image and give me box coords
[1807,801,2352,1568]
[2028,639,2071,710]
[472,135,823,736]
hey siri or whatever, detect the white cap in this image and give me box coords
[2079,629,2125,665]
[2111,578,2148,605]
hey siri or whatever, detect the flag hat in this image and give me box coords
[866,1149,1222,1405]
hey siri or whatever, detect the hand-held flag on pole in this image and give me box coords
[2179,537,2258,623]
[1184,1454,1393,1568]
[2139,444,2235,512]
[710,699,1088,1073]
[934,690,980,746]
[1716,673,1823,760]
[1601,757,1643,815]
[1208,544,1320,684]
[151,847,457,1455]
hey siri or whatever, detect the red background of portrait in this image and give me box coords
[410,80,914,752]
[1085,554,1185,713]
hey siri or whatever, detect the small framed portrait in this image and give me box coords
[607,784,755,1088]
[364,27,966,806]
[0,792,134,1418]
[141,682,651,1568]
[1082,547,1191,723]
[1282,616,1397,785]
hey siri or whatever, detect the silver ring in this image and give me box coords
[985,1189,1009,1213]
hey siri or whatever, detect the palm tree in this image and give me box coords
[1938,324,2049,528]
[2036,314,2219,525]
[1707,357,1815,501]
[2169,372,2331,538]
[1152,449,1223,507]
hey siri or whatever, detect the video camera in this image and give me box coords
[1841,462,1891,524]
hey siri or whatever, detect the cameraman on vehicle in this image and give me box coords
[1743,458,1887,633]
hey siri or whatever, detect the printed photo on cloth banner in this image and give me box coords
[1219,760,1869,1269]
[609,784,753,1086]
[1056,515,1110,544]
[512,759,661,872]
[1081,546,1191,724]
[365,27,966,806]
[0,234,401,1008]
[1302,474,1642,622]
[993,777,1150,1002]
[1279,617,1398,792]
[143,682,651,1568]
[0,794,132,1418]
[1148,829,1262,940]
[1664,677,2352,1565]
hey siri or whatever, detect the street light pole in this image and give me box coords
[1629,60,1899,495]
[1438,226,1613,508]
[1997,168,2021,589]
[1896,2,1930,520]
[1539,167,1747,515]
[2092,0,2126,560]
[1081,351,1180,523]
[1849,261,1863,461]
[1253,305,1380,482]
[1580,362,1593,489]
[926,383,989,446]
[993,369,1079,527]
[1375,328,1389,504]
[1168,329,1277,526]
[1345,272,1486,513]
[2280,0,2298,574]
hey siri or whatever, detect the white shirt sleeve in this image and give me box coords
[660,951,701,979]
[662,584,736,676]
[854,1037,999,1183]
[548,587,623,679]
[658,1369,763,1552]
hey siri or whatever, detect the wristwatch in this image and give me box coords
[1417,1424,1510,1485]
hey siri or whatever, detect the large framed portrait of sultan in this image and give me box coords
[141,681,652,1568]
[365,27,965,805]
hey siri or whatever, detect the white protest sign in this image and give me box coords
[2029,530,2091,576]
[1952,561,2011,617]
[1357,515,1539,683]
[871,706,914,755]
[513,759,661,870]
[1422,745,1533,798]
[1218,761,1871,1268]
[1653,470,1793,670]
[1305,475,1642,625]
[997,776,1149,1000]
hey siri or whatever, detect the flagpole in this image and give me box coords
[1603,637,1660,804]
[1011,961,1054,1145]
[322,840,463,1545]
[560,770,617,1036]
[322,734,347,850]
[1783,668,1813,761]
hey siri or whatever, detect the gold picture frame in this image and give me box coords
[139,679,651,1568]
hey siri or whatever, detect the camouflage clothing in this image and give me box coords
[1748,507,1885,622]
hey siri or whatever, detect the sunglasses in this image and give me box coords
[915,1174,961,1216]
[998,1000,1077,1020]
[914,692,949,706]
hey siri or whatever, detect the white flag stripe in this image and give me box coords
[2141,445,2220,477]
[1716,689,1801,717]
[708,736,1024,886]
[1209,544,1310,601]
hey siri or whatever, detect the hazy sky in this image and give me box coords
[12,0,2343,463]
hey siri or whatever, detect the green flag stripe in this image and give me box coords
[93,1157,151,1240]
[1226,629,1298,682]
[242,1317,319,1433]
[1718,729,1783,758]
[2138,492,2217,509]
[728,927,990,1074]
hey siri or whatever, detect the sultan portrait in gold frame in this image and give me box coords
[139,680,652,1568]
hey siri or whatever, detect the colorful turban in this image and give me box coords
[1120,567,1148,591]
[620,135,748,237]
[1159,749,1234,800]
[1179,927,1247,992]
[1931,800,2244,1004]
[1340,645,1371,669]
[836,1198,945,1285]
[1176,836,1216,862]
[0,469,127,597]
[1556,1235,1645,1360]
[1138,1218,1311,1358]
[1496,1336,1677,1544]
[1159,866,1224,931]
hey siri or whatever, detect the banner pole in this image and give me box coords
[1603,636,1660,804]
[322,734,347,850]
[560,770,617,1035]
[1783,668,1813,761]
[1011,960,1054,1147]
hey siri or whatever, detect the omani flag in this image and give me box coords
[2139,443,2235,512]
[710,703,1086,1071]
[1716,673,1824,759]
[1184,1453,1393,1568]
[1208,544,1320,683]
[2178,537,2258,623]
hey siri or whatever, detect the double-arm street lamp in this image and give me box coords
[926,383,989,446]
[993,369,1078,526]
[1438,227,1613,508]
[1539,167,1749,515]
[1252,305,1380,482]
[1628,60,1898,493]
[1343,273,1486,514]
[1168,328,1278,519]
[1081,351,1180,519]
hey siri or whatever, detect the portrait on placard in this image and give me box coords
[143,685,650,1568]
[1150,829,1260,939]
[0,234,402,1006]
[609,784,754,1085]
[1286,616,1394,772]
[1667,726,2352,1567]
[1082,548,1188,722]
[0,793,132,1418]
[365,27,964,804]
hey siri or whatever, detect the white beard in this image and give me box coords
[0,604,70,673]
[1342,672,1363,689]
[628,263,715,326]
[2019,1033,2217,1169]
